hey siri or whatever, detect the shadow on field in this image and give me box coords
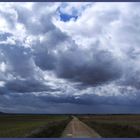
[26,118,71,138]
[84,121,140,138]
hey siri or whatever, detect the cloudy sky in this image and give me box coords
[0,2,140,114]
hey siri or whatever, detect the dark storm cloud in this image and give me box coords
[33,28,69,70]
[34,49,56,70]
[5,79,53,93]
[1,90,139,114]
[0,87,8,95]
[56,47,122,85]
[0,44,34,79]
[33,43,122,85]
[38,92,140,107]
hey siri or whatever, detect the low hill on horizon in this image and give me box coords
[0,111,6,114]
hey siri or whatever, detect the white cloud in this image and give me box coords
[0,81,5,87]
[0,62,6,72]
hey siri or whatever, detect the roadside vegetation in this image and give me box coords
[0,114,71,137]
[27,119,70,137]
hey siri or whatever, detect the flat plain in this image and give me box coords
[1,114,140,137]
[0,114,70,137]
[78,114,140,137]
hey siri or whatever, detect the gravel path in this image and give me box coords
[62,116,101,138]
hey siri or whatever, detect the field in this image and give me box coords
[78,114,140,137]
[1,114,140,138]
[0,114,70,137]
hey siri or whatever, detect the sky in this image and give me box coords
[0,2,140,114]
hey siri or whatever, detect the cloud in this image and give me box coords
[5,79,53,93]
[0,2,140,113]
[55,46,122,85]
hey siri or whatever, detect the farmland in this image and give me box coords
[78,114,140,137]
[0,114,70,137]
[1,114,140,138]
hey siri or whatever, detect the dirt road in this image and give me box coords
[61,116,101,138]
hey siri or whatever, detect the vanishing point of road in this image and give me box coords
[62,116,101,138]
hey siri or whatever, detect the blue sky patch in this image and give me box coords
[59,13,78,22]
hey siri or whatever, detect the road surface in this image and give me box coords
[61,116,101,138]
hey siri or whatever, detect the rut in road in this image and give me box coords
[61,116,101,138]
